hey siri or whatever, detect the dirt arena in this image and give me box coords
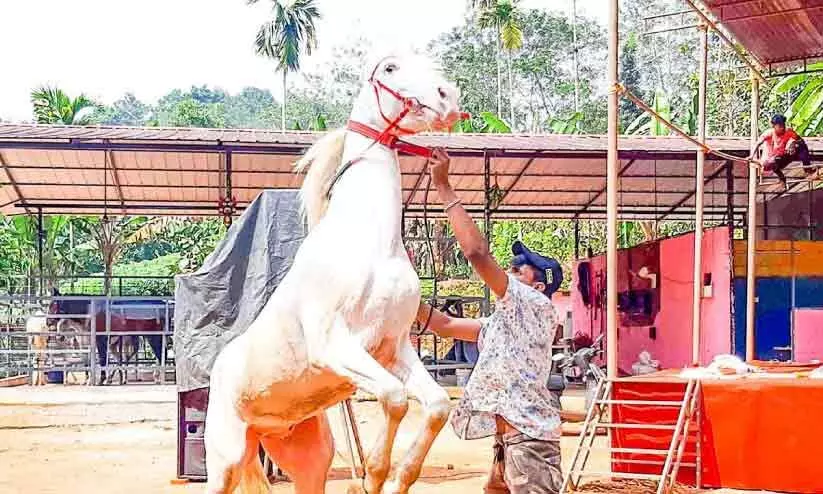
[0,385,775,494]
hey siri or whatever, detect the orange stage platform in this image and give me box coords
[612,365,823,493]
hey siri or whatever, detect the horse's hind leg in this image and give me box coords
[322,331,408,494]
[261,414,334,494]
[384,344,451,494]
[204,390,250,493]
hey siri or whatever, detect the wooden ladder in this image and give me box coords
[561,378,701,494]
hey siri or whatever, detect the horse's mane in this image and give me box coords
[294,128,347,230]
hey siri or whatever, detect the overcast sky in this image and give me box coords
[0,0,606,122]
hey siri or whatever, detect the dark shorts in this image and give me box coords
[484,432,562,494]
[764,139,812,173]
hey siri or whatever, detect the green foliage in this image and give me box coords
[252,0,321,130]
[771,63,823,136]
[433,8,606,133]
[549,112,583,134]
[478,0,523,51]
[253,0,320,72]
[619,32,644,130]
[452,111,511,133]
[625,90,671,136]
[93,93,152,126]
[291,113,328,131]
[167,98,227,128]
[31,86,98,125]
[60,254,182,296]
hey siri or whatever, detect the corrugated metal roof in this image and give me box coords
[1,123,820,220]
[703,0,823,65]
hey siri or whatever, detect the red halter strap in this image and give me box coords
[346,120,433,158]
[367,59,443,136]
[325,58,468,198]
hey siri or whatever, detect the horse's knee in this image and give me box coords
[426,391,451,429]
[365,458,391,486]
[379,387,408,421]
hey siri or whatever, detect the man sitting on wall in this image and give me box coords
[751,114,814,189]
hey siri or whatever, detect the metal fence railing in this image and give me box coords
[0,294,174,385]
[412,296,485,383]
[0,275,176,298]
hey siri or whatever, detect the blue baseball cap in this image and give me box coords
[511,241,563,298]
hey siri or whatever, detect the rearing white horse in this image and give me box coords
[204,51,462,494]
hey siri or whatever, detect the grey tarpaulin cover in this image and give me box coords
[174,190,305,392]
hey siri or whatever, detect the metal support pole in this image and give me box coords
[606,0,619,380]
[726,163,734,232]
[225,151,234,226]
[746,70,760,362]
[691,25,708,366]
[574,220,581,259]
[483,152,492,316]
[37,208,44,297]
[571,0,581,130]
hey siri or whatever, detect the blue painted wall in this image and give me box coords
[734,276,823,360]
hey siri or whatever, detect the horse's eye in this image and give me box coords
[385,63,398,74]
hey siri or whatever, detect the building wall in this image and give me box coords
[732,239,823,361]
[571,227,732,374]
[757,187,823,241]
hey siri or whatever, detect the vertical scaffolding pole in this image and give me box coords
[574,220,581,259]
[483,152,492,316]
[691,25,708,365]
[37,208,44,297]
[746,70,760,361]
[606,0,619,380]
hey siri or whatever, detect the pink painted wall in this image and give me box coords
[794,309,823,362]
[571,227,732,374]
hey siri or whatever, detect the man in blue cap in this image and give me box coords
[416,149,563,494]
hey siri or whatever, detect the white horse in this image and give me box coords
[204,52,462,494]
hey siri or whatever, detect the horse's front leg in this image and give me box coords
[384,343,451,494]
[322,327,408,494]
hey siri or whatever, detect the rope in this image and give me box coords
[417,173,437,336]
[616,84,761,169]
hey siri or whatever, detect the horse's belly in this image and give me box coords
[240,364,356,434]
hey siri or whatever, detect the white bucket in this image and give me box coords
[456,368,471,387]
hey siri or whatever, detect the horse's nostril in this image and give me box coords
[438,87,448,100]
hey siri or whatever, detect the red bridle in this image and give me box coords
[326,58,468,198]
[347,58,468,158]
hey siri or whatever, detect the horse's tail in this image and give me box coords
[239,432,269,494]
[294,128,347,230]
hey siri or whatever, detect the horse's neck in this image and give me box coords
[329,130,404,239]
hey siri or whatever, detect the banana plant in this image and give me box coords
[548,112,583,134]
[625,90,672,136]
[771,62,823,135]
[290,113,328,131]
[452,111,512,133]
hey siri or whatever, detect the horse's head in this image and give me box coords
[351,52,462,134]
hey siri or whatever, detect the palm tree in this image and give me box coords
[31,86,97,125]
[478,0,523,128]
[249,0,320,131]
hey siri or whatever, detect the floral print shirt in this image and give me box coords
[450,274,561,442]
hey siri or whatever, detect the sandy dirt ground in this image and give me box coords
[0,385,776,494]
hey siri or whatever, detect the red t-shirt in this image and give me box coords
[763,128,799,157]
